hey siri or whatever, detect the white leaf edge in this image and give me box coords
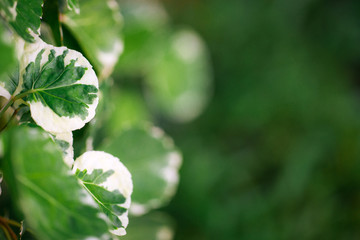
[16,37,99,134]
[73,151,133,236]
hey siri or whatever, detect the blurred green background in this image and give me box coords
[152,0,360,239]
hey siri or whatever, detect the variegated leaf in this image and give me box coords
[14,37,99,133]
[73,151,133,236]
[145,28,212,122]
[0,0,43,42]
[0,23,16,99]
[62,0,123,79]
[52,131,74,168]
[99,125,182,216]
[66,0,80,13]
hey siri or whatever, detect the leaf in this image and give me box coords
[74,151,133,236]
[106,88,150,138]
[0,171,3,196]
[116,3,212,122]
[123,212,175,240]
[67,0,80,14]
[145,28,213,122]
[0,23,16,99]
[99,125,182,215]
[115,0,169,75]
[17,37,99,133]
[1,125,110,240]
[52,131,74,168]
[0,0,43,42]
[62,0,124,79]
[58,0,79,14]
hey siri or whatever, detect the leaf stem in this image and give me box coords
[2,218,21,229]
[0,217,17,240]
[0,217,34,237]
[0,98,15,119]
[0,91,33,121]
[0,224,12,240]
[0,108,19,132]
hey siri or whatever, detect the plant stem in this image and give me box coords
[0,224,11,240]
[0,217,17,240]
[0,109,18,132]
[0,91,32,120]
[0,217,34,237]
[2,219,21,229]
[0,98,14,119]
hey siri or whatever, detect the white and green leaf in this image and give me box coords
[14,37,99,133]
[58,0,80,13]
[99,125,182,216]
[0,67,18,100]
[1,125,110,240]
[73,151,133,236]
[0,23,16,99]
[62,0,123,80]
[0,171,3,196]
[115,0,169,74]
[66,0,80,14]
[0,0,43,42]
[106,88,151,138]
[145,28,213,122]
[125,212,175,240]
[52,131,74,168]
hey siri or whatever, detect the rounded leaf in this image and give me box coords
[145,28,213,122]
[73,151,133,236]
[99,125,182,215]
[18,37,99,133]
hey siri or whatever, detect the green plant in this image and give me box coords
[0,0,212,239]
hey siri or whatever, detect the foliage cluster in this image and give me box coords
[0,0,212,239]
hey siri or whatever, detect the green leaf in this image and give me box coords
[58,0,79,14]
[116,3,212,122]
[145,28,213,122]
[123,212,175,240]
[17,37,99,133]
[0,23,16,99]
[62,0,123,79]
[0,66,18,100]
[1,125,109,240]
[115,0,169,75]
[0,0,43,42]
[99,125,182,215]
[74,151,133,236]
[107,88,151,137]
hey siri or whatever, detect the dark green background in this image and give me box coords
[160,1,360,239]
